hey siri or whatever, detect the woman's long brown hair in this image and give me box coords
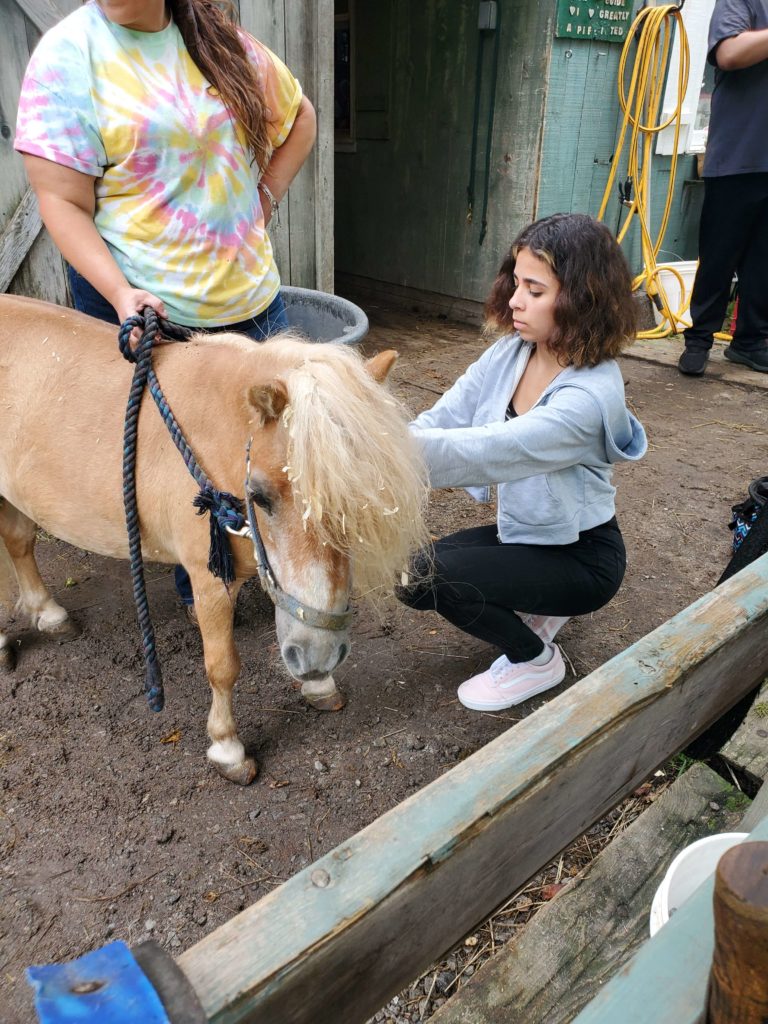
[170,0,271,170]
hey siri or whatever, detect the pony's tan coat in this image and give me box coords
[0,295,429,783]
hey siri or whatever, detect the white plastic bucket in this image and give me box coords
[650,260,698,326]
[649,832,748,936]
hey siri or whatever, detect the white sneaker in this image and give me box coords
[518,613,570,643]
[457,644,567,711]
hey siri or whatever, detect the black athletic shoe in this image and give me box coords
[678,349,709,376]
[724,345,768,373]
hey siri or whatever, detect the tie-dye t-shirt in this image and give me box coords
[14,2,302,326]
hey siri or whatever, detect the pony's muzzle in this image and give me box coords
[281,638,350,682]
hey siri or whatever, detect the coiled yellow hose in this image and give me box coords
[597,3,700,339]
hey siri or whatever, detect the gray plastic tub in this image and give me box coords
[282,285,368,346]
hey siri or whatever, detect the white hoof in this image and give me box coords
[301,676,346,712]
[207,738,257,786]
[35,602,72,634]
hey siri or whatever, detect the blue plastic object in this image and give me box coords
[281,285,369,345]
[27,941,170,1024]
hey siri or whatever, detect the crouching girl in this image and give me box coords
[400,213,647,712]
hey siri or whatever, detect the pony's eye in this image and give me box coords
[249,487,273,516]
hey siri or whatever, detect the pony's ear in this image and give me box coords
[366,350,398,383]
[248,381,289,424]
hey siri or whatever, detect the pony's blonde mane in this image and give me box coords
[271,339,430,600]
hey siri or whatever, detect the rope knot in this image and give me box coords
[193,486,246,585]
[118,314,146,363]
[118,308,192,364]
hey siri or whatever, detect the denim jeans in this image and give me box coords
[68,266,289,340]
[67,267,289,603]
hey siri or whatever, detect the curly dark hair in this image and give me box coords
[170,0,272,170]
[484,213,637,368]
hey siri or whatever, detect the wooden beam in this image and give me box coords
[310,0,334,293]
[429,763,739,1024]
[720,679,768,784]
[237,0,333,291]
[282,0,333,290]
[572,813,768,1024]
[0,188,42,293]
[11,0,66,35]
[176,554,768,1024]
[741,782,768,833]
[237,0,291,281]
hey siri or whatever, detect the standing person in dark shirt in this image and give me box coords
[678,0,768,376]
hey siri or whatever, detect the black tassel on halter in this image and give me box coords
[193,486,245,586]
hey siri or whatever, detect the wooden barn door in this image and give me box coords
[0,0,333,303]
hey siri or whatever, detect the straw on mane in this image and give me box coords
[267,336,430,600]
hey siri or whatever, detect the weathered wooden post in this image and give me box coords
[708,841,768,1024]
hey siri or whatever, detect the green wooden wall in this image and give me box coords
[537,33,703,274]
[334,0,702,306]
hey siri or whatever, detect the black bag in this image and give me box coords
[728,475,768,553]
[685,475,768,762]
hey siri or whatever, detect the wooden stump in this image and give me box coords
[708,841,768,1024]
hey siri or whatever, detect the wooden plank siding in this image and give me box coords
[0,186,40,292]
[334,0,555,306]
[176,555,768,1024]
[10,0,65,35]
[0,0,73,304]
[536,29,703,272]
[238,0,334,292]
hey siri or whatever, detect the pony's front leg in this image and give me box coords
[193,576,257,786]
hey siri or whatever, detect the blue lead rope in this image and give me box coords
[118,309,246,712]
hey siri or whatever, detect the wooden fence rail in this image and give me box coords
[572,812,768,1024]
[170,554,768,1024]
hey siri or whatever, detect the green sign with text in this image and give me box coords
[555,0,633,42]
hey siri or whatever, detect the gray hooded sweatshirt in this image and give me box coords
[410,334,648,545]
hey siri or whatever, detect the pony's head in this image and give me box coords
[236,335,430,682]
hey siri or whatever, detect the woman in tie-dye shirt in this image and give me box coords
[15,0,316,615]
[15,0,316,334]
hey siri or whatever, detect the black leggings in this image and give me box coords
[398,519,626,662]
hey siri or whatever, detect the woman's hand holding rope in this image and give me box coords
[114,286,168,350]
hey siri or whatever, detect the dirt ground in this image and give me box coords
[1,305,767,1023]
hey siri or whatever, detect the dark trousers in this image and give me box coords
[684,173,768,353]
[398,521,626,663]
[68,267,289,604]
